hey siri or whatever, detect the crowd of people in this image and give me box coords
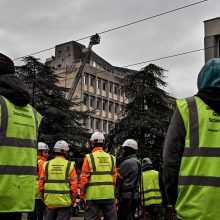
[31,133,166,220]
[1,52,220,220]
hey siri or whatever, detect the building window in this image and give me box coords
[103,101,107,111]
[97,98,102,110]
[103,120,107,132]
[97,78,101,89]
[84,73,89,85]
[115,104,119,114]
[109,102,113,113]
[90,75,95,88]
[114,84,118,94]
[90,96,95,108]
[83,94,88,106]
[96,119,101,131]
[67,46,70,51]
[109,82,113,93]
[103,80,107,91]
[90,117,94,129]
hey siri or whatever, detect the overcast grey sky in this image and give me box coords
[1,0,219,98]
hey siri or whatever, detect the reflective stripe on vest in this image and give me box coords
[85,151,115,200]
[0,165,36,175]
[0,96,37,150]
[43,158,74,207]
[0,96,41,212]
[140,170,162,206]
[178,97,220,186]
[176,96,220,220]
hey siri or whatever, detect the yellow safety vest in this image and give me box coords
[0,96,42,212]
[85,150,115,200]
[43,157,75,207]
[140,170,162,206]
[176,96,220,220]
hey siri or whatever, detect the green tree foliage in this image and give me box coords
[16,56,91,151]
[106,64,174,168]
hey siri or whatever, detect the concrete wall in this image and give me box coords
[204,17,220,63]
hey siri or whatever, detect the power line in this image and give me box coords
[98,0,208,36]
[13,0,208,61]
[123,46,214,68]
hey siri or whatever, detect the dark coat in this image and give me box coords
[0,74,30,106]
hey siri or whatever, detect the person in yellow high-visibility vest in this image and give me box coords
[0,53,42,220]
[38,140,78,220]
[80,132,117,220]
[140,158,166,220]
[163,58,220,220]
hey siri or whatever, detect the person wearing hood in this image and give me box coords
[163,58,220,220]
[0,53,42,220]
[116,139,141,220]
[140,158,166,220]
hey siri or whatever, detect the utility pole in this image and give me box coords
[67,33,100,100]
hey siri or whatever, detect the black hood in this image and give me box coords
[0,74,30,106]
[196,87,220,114]
[0,53,15,76]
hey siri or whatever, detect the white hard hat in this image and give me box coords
[142,158,152,166]
[122,139,138,150]
[53,140,69,153]
[90,132,105,143]
[38,142,49,151]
